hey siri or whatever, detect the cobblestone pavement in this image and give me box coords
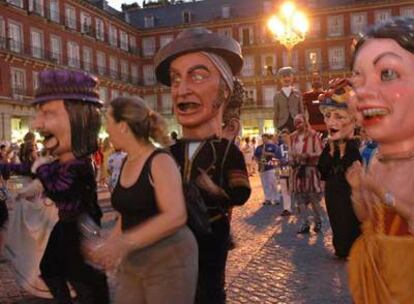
[0,176,351,303]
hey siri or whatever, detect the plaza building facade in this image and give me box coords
[0,0,144,141]
[1,0,413,141]
[124,0,414,136]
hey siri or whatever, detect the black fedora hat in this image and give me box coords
[154,27,243,86]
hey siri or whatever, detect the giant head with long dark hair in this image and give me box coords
[32,70,102,159]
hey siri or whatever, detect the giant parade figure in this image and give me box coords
[154,27,251,304]
[346,17,414,303]
[10,70,110,304]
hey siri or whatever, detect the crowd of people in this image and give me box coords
[0,16,413,304]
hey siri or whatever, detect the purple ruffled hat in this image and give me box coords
[32,70,103,106]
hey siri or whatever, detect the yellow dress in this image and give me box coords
[348,204,414,304]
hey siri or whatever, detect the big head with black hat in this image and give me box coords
[32,70,103,160]
[154,27,244,139]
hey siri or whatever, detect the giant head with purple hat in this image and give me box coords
[32,70,102,160]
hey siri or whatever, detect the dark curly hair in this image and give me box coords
[351,16,414,68]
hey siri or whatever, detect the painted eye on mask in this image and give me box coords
[170,74,181,86]
[192,73,207,82]
[381,69,398,81]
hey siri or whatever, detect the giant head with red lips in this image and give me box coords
[319,78,356,141]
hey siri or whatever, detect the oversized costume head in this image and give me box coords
[350,17,414,151]
[278,66,295,88]
[154,27,244,139]
[32,70,103,159]
[319,78,356,141]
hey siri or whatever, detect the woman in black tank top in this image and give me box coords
[89,97,198,304]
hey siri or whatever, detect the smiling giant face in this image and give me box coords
[350,38,414,149]
[32,100,72,158]
[170,52,226,138]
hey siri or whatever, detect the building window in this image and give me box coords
[67,41,80,68]
[65,5,77,30]
[120,31,129,51]
[261,54,276,76]
[182,11,192,24]
[305,48,322,71]
[81,12,92,35]
[95,18,105,41]
[241,55,255,77]
[111,89,119,100]
[131,64,139,84]
[109,25,118,47]
[143,64,156,86]
[8,21,23,53]
[329,46,345,70]
[222,6,230,19]
[351,12,367,35]
[263,1,272,13]
[160,35,173,48]
[99,86,107,103]
[375,9,392,25]
[262,86,276,107]
[282,50,298,69]
[7,0,23,8]
[145,94,157,110]
[129,36,137,54]
[109,56,118,79]
[239,26,253,46]
[144,15,154,28]
[161,93,172,114]
[217,28,232,38]
[97,51,106,75]
[244,87,257,107]
[0,18,5,49]
[30,29,44,59]
[11,68,26,99]
[48,0,59,23]
[142,37,156,57]
[83,47,92,72]
[50,35,61,64]
[327,15,344,37]
[29,0,44,16]
[33,71,39,93]
[308,18,321,38]
[400,6,414,17]
[120,60,129,82]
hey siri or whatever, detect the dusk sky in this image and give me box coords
[107,0,144,11]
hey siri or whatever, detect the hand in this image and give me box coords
[345,161,363,190]
[195,168,226,198]
[31,155,56,173]
[84,237,128,271]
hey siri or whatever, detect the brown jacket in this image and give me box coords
[273,88,304,130]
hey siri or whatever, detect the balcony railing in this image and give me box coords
[11,85,26,100]
[28,1,44,17]
[0,36,147,87]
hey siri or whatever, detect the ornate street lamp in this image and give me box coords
[267,2,308,66]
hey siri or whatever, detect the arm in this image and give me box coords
[35,162,78,202]
[317,145,334,181]
[94,153,187,270]
[223,144,251,206]
[273,94,279,129]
